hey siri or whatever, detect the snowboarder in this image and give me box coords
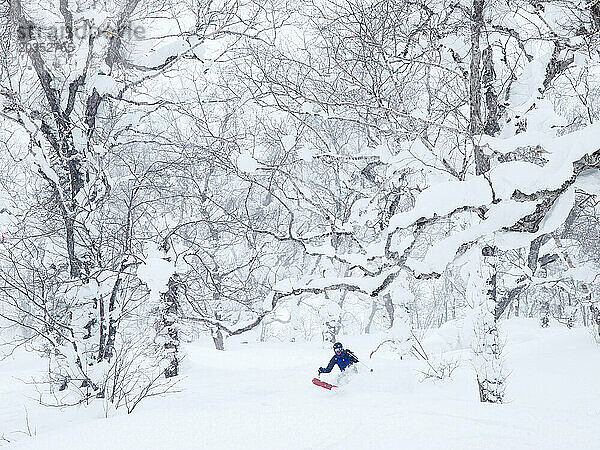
[317,342,359,376]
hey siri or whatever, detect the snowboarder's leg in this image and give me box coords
[336,365,358,385]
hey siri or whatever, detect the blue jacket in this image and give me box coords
[319,349,359,373]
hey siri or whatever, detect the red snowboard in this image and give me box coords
[312,377,337,390]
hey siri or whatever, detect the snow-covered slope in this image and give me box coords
[2,319,599,449]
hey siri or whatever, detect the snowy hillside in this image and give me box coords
[3,0,600,447]
[2,319,599,449]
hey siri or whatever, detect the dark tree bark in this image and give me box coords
[212,327,225,351]
[590,304,600,339]
[365,300,378,334]
[384,293,395,328]
[161,274,181,378]
[541,42,574,94]
[470,0,490,175]
[482,46,500,136]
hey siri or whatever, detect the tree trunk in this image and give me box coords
[482,45,499,136]
[473,244,505,403]
[469,0,504,403]
[161,274,180,378]
[589,304,600,338]
[470,0,490,175]
[212,327,225,351]
[384,293,395,328]
[365,300,378,334]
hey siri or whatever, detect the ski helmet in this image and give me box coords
[333,342,343,350]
